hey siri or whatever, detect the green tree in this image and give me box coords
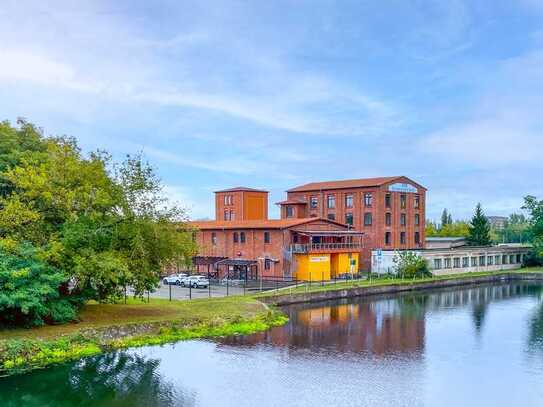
[0,244,76,326]
[467,203,492,246]
[441,209,452,227]
[0,120,197,323]
[522,196,543,265]
[393,251,431,278]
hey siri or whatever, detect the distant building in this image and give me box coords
[487,216,508,230]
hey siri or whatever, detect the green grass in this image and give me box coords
[257,267,543,297]
[0,296,288,377]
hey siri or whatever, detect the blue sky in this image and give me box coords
[1,0,542,221]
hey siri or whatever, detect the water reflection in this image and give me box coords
[0,351,190,407]
[2,282,543,407]
[222,282,543,355]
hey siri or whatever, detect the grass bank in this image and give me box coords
[0,296,288,377]
[257,268,543,298]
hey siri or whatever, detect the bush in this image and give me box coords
[393,251,431,278]
[0,245,77,327]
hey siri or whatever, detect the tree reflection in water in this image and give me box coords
[0,351,193,407]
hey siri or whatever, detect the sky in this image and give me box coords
[1,0,542,221]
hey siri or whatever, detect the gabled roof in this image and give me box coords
[287,176,425,192]
[214,186,268,193]
[190,217,347,230]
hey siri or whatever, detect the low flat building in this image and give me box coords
[372,244,531,275]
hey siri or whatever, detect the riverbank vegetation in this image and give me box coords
[0,119,197,327]
[0,296,287,376]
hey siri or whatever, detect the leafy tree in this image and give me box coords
[0,244,77,327]
[522,196,543,265]
[0,120,197,322]
[393,251,431,278]
[467,203,492,246]
[426,220,469,237]
[493,213,531,244]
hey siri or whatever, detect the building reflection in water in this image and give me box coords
[221,282,543,357]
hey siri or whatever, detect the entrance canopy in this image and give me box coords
[192,256,227,266]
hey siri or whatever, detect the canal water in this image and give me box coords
[2,282,543,407]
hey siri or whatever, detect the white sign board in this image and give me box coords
[388,182,418,194]
[310,256,329,263]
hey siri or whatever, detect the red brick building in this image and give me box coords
[279,176,426,270]
[191,176,426,279]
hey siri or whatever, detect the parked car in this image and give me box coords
[162,273,187,285]
[186,275,210,289]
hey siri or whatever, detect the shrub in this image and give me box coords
[0,245,77,326]
[393,251,431,278]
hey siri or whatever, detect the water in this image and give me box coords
[2,282,543,407]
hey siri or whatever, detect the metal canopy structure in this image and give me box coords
[214,258,259,280]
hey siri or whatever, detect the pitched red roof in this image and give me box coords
[287,176,424,192]
[214,186,268,193]
[190,217,346,230]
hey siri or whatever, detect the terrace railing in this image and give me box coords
[289,242,361,254]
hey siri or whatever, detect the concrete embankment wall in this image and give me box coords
[263,273,543,306]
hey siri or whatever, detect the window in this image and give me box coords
[414,195,420,209]
[503,255,508,264]
[516,254,521,263]
[211,233,217,245]
[310,196,318,209]
[444,258,451,269]
[510,254,515,264]
[286,205,294,218]
[385,212,392,226]
[327,213,336,221]
[462,257,469,267]
[479,256,486,266]
[327,195,336,209]
[454,258,460,268]
[495,255,501,265]
[233,232,239,243]
[345,194,353,208]
[400,231,406,244]
[230,210,235,220]
[264,231,270,244]
[385,232,391,245]
[414,214,420,226]
[487,256,493,265]
[345,212,354,226]
[240,232,246,243]
[224,195,233,205]
[385,193,391,208]
[364,213,372,226]
[471,257,477,267]
[415,231,420,244]
[364,193,373,207]
[434,259,442,269]
[400,194,406,209]
[264,258,271,270]
[400,213,406,226]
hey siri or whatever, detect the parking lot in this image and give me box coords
[147,282,247,300]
